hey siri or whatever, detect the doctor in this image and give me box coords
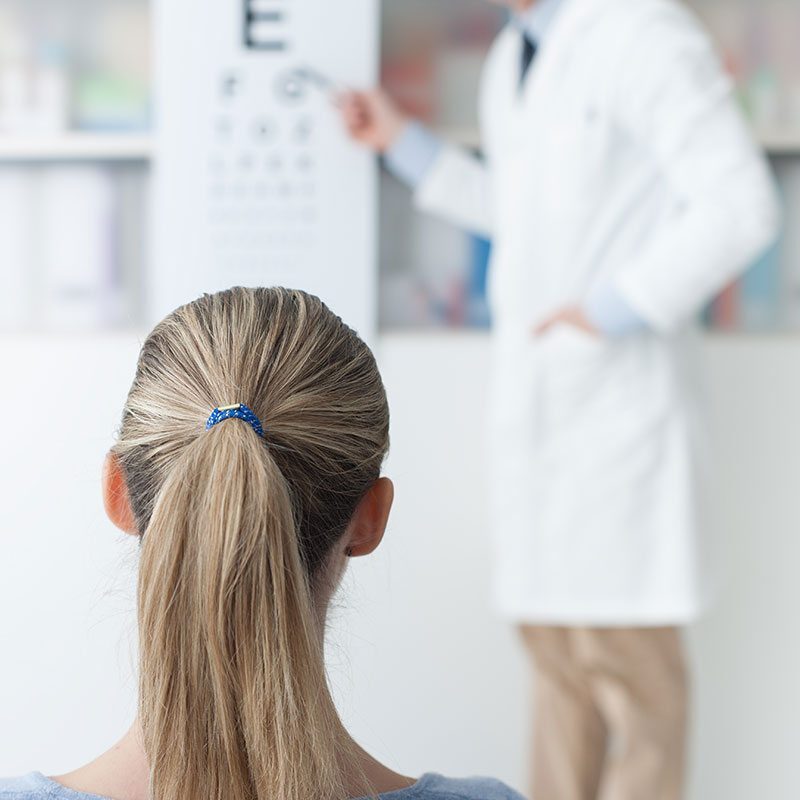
[341,0,779,798]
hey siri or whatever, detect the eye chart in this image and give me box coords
[151,0,379,337]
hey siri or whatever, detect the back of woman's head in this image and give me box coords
[113,287,390,800]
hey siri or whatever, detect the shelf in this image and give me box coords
[377,326,800,341]
[0,127,793,162]
[0,133,153,162]
[758,129,800,155]
[434,125,481,150]
[0,328,146,343]
[436,125,800,155]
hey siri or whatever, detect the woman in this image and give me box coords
[1,287,521,800]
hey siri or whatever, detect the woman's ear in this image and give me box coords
[102,452,139,536]
[344,477,394,558]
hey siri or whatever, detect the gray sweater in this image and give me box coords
[0,772,525,800]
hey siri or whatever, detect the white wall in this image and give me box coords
[0,335,142,774]
[2,332,799,800]
[685,335,800,800]
[339,332,800,800]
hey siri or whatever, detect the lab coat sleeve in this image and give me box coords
[413,144,494,240]
[385,122,444,190]
[585,279,650,336]
[609,6,782,334]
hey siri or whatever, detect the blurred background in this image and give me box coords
[0,1,799,799]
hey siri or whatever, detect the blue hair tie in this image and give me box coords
[205,403,265,438]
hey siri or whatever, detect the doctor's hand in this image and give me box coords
[534,306,601,338]
[338,89,409,153]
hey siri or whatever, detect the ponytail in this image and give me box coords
[116,288,389,800]
[138,420,347,800]
[137,419,344,800]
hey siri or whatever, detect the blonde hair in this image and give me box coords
[113,287,390,800]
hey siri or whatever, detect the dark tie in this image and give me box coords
[520,33,538,90]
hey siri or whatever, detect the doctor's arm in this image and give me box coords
[341,90,647,337]
[605,9,782,334]
[339,90,494,239]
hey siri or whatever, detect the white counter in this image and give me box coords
[1,331,798,799]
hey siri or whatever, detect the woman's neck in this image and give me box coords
[53,719,415,800]
[53,723,150,800]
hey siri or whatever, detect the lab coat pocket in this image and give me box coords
[543,323,608,358]
[539,324,618,432]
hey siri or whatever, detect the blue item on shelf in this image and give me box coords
[741,235,783,330]
[467,234,492,328]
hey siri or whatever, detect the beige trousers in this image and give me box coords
[519,626,688,800]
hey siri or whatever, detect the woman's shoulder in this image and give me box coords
[397,774,525,800]
[0,772,103,800]
[0,773,48,799]
[0,772,524,800]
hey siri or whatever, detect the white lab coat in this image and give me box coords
[414,0,780,624]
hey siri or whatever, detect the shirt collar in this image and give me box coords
[513,0,566,44]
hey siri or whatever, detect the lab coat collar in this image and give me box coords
[512,0,600,109]
[513,0,568,44]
